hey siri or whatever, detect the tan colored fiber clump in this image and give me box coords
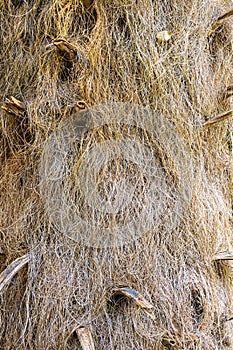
[0,1,233,349]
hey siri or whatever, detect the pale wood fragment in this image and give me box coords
[156,30,171,43]
[76,327,95,350]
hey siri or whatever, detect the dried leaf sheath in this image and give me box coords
[0,1,233,348]
[202,110,233,127]
[1,96,26,117]
[0,254,30,293]
[209,8,233,34]
[76,327,95,350]
[112,287,154,309]
[213,251,233,261]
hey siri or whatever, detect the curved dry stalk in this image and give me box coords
[209,9,233,35]
[212,251,233,261]
[76,327,95,350]
[1,96,26,117]
[226,316,233,321]
[202,110,233,127]
[0,254,30,293]
[111,287,155,319]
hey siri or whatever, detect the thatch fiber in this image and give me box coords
[0,0,233,349]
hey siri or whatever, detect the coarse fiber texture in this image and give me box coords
[0,0,233,349]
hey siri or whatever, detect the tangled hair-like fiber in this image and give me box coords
[0,0,233,349]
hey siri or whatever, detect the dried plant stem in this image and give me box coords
[1,96,26,117]
[0,254,30,293]
[209,9,233,34]
[202,110,233,127]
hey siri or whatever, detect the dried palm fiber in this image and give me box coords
[0,0,233,349]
